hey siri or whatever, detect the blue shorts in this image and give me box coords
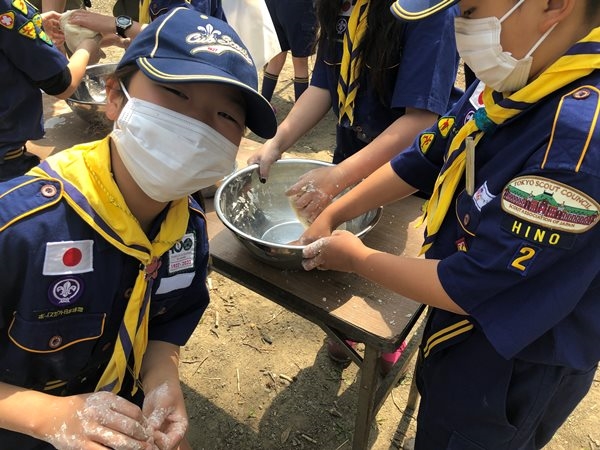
[265,0,317,57]
[414,312,596,449]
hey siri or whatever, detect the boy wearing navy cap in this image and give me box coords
[299,0,600,448]
[0,8,275,450]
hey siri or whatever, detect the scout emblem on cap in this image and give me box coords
[501,176,599,233]
[188,21,253,65]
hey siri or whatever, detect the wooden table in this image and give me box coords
[205,194,427,450]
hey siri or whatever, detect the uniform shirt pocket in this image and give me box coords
[455,190,483,237]
[5,312,105,387]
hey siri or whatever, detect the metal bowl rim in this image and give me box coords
[214,158,382,250]
[66,62,118,105]
[65,97,108,107]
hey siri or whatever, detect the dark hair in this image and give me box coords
[585,0,600,23]
[315,0,405,103]
[109,64,139,91]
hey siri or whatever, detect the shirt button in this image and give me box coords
[41,184,57,198]
[48,335,63,349]
[124,287,133,299]
[573,89,591,100]
[463,214,471,226]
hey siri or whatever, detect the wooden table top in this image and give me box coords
[205,193,426,352]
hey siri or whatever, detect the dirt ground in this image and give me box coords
[30,5,600,448]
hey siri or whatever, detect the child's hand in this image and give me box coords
[41,11,65,47]
[302,230,364,273]
[42,391,152,450]
[286,165,346,223]
[143,381,188,450]
[247,140,284,182]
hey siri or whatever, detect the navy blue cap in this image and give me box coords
[118,7,277,139]
[390,0,460,21]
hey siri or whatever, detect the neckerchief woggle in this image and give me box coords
[29,136,189,394]
[420,27,600,255]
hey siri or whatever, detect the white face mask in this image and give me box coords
[111,84,239,202]
[454,0,556,92]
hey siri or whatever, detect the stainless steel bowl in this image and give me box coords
[65,62,116,129]
[214,159,382,270]
[200,163,238,198]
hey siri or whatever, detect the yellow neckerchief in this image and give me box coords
[337,0,370,126]
[420,26,600,255]
[139,0,191,23]
[29,136,189,394]
[138,0,151,24]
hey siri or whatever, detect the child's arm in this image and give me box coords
[0,381,151,448]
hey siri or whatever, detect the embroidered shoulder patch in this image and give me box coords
[0,11,15,29]
[11,0,28,15]
[18,19,36,39]
[419,132,435,154]
[501,176,599,233]
[437,116,455,138]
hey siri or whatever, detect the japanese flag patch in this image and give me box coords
[43,240,94,275]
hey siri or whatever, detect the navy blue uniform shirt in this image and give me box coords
[392,77,600,371]
[148,0,224,21]
[0,0,68,159]
[311,2,461,163]
[0,138,210,448]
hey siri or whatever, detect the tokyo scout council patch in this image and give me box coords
[501,176,599,233]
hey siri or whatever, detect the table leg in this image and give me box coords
[352,344,380,450]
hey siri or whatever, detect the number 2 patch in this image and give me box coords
[508,244,540,276]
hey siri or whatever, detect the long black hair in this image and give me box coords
[315,0,405,103]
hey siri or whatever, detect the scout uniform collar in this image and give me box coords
[390,0,460,21]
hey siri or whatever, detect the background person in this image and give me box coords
[299,0,600,448]
[260,0,318,104]
[0,8,276,449]
[248,0,460,374]
[0,0,102,181]
[249,0,461,223]
[62,0,225,47]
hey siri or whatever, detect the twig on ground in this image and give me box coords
[334,440,349,450]
[265,309,284,324]
[189,355,210,375]
[301,433,317,444]
[279,373,295,383]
